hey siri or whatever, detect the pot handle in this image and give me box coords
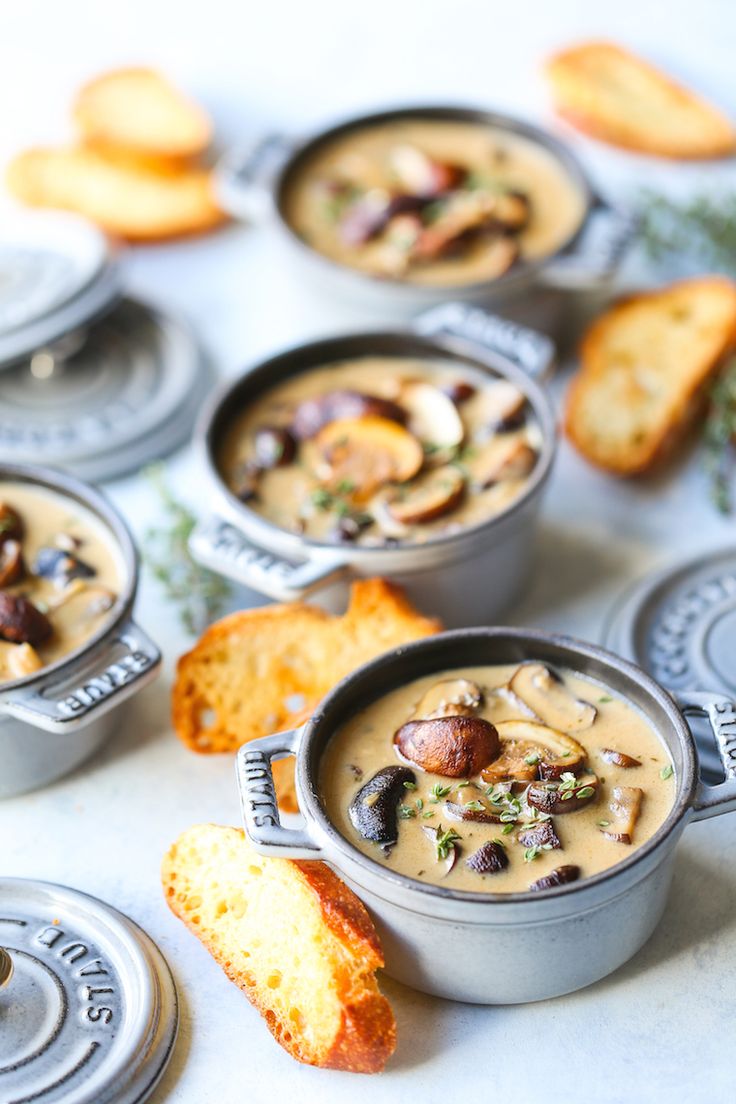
[189,514,350,601]
[0,619,160,734]
[540,197,638,289]
[236,729,324,858]
[677,691,736,821]
[413,301,556,380]
[216,133,295,222]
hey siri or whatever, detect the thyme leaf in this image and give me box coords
[638,190,736,274]
[703,357,736,513]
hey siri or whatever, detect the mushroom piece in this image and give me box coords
[232,461,260,503]
[600,786,643,844]
[0,594,52,645]
[0,503,23,546]
[466,840,508,875]
[348,765,416,845]
[517,819,561,850]
[599,748,642,769]
[33,547,96,587]
[339,188,393,245]
[441,379,476,405]
[413,676,484,720]
[291,390,406,440]
[253,426,296,469]
[0,540,24,588]
[388,144,464,197]
[509,664,597,734]
[315,416,424,500]
[526,773,600,816]
[529,865,580,892]
[490,191,531,232]
[422,824,462,874]
[444,799,502,824]
[387,467,465,526]
[394,715,499,777]
[400,382,465,451]
[480,720,587,784]
[51,586,116,637]
[2,642,43,679]
[472,439,538,489]
[484,686,540,723]
[474,380,527,435]
[417,224,519,274]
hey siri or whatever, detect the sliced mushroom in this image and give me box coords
[466,840,508,875]
[417,225,519,274]
[599,748,642,769]
[232,461,260,503]
[51,586,116,637]
[481,720,586,783]
[472,439,538,489]
[422,824,461,874]
[526,773,600,816]
[388,144,464,197]
[348,765,416,844]
[0,503,23,546]
[441,379,476,405]
[444,799,502,824]
[339,188,393,245]
[253,426,296,469]
[400,382,464,451]
[0,594,52,645]
[490,191,531,232]
[291,390,406,440]
[0,540,24,588]
[600,786,643,844]
[394,715,499,777]
[474,380,527,435]
[315,416,424,499]
[413,677,483,720]
[529,865,580,892]
[387,466,465,526]
[33,547,96,587]
[484,686,539,724]
[1,641,43,679]
[369,493,411,541]
[517,819,561,850]
[510,664,597,734]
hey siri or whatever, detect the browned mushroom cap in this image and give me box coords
[466,840,509,875]
[472,439,538,489]
[395,715,499,777]
[413,677,484,720]
[315,416,424,501]
[0,504,23,546]
[291,390,406,440]
[510,664,597,734]
[388,144,464,197]
[517,818,561,850]
[599,748,642,769]
[0,540,24,588]
[529,865,580,892]
[600,786,643,844]
[400,382,464,451]
[0,594,52,645]
[387,466,465,526]
[253,426,296,469]
[526,772,599,815]
[481,720,587,784]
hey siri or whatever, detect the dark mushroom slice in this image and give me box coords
[0,540,24,588]
[315,417,424,501]
[387,467,465,526]
[291,390,406,440]
[510,664,597,734]
[232,461,260,503]
[526,773,600,816]
[413,677,484,720]
[328,514,373,544]
[0,503,23,546]
[481,720,586,784]
[33,546,96,587]
[466,840,509,875]
[517,819,561,850]
[0,594,52,645]
[529,865,581,892]
[395,715,499,778]
[348,765,416,845]
[388,144,465,197]
[400,382,464,451]
[600,786,643,844]
[599,748,642,769]
[253,426,296,469]
[441,379,476,405]
[339,189,393,245]
[444,786,503,823]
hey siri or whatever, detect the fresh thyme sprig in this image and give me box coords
[142,464,231,635]
[638,190,736,275]
[703,358,736,513]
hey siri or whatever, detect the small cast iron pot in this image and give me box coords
[237,628,736,1004]
[0,463,161,797]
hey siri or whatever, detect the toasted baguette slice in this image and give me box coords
[162,824,396,1073]
[546,41,736,159]
[172,578,440,809]
[565,277,736,474]
[74,68,212,159]
[6,146,226,241]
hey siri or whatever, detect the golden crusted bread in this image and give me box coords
[6,146,226,241]
[162,824,396,1073]
[546,41,736,159]
[565,277,736,475]
[74,67,212,159]
[173,578,440,811]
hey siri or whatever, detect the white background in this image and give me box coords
[2,2,736,1101]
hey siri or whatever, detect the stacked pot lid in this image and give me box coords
[605,546,736,782]
[0,878,178,1103]
[0,211,211,481]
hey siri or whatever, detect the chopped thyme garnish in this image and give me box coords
[311,488,334,510]
[421,810,435,819]
[464,800,486,812]
[434,825,461,861]
[576,786,596,799]
[660,765,674,780]
[524,751,541,766]
[415,798,424,811]
[597,819,611,827]
[398,804,417,819]
[501,823,515,835]
[402,780,417,790]
[430,782,453,803]
[599,696,613,703]
[524,846,542,863]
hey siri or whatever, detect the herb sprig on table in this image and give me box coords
[638,190,736,275]
[143,464,231,634]
[703,358,736,513]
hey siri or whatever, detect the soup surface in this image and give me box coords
[321,662,675,893]
[220,356,542,547]
[0,483,123,683]
[283,119,586,286]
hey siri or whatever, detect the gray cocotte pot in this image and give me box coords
[237,628,736,1005]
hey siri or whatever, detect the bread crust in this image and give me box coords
[162,825,396,1073]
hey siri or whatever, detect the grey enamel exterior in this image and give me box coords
[237,628,736,1004]
[0,464,161,797]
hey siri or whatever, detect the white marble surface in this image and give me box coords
[2,1,736,1101]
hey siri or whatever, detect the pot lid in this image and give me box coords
[604,546,736,782]
[0,213,121,367]
[0,297,213,481]
[0,877,178,1104]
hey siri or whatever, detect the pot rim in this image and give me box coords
[0,462,138,693]
[272,103,598,298]
[295,627,698,907]
[198,327,557,566]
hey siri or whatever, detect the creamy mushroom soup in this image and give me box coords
[220,357,541,547]
[321,663,675,893]
[0,483,123,683]
[283,119,586,286]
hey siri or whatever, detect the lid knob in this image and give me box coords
[0,947,12,989]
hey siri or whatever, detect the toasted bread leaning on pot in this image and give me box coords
[162,824,396,1073]
[172,578,441,811]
